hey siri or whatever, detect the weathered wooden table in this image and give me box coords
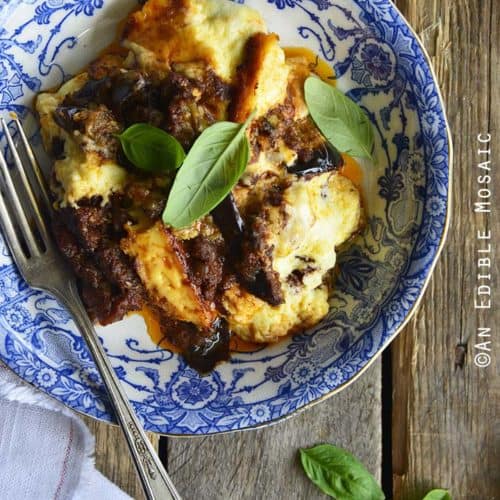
[84,1,500,498]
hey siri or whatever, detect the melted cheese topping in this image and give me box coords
[122,222,217,329]
[53,147,128,206]
[126,0,289,118]
[38,0,291,206]
[36,0,364,348]
[36,74,128,206]
[270,173,361,284]
[124,0,266,82]
[253,37,289,117]
[223,283,329,343]
[229,32,290,121]
[223,173,361,343]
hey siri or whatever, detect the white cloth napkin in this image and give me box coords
[0,363,132,500]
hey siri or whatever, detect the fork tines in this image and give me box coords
[0,117,53,260]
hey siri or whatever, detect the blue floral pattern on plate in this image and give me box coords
[0,0,450,434]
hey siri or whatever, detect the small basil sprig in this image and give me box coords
[162,114,253,228]
[300,444,452,500]
[304,76,375,161]
[117,123,185,173]
[299,444,385,500]
[422,490,452,500]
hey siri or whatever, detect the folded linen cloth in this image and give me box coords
[0,363,131,500]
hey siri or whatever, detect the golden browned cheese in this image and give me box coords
[36,74,129,206]
[123,0,267,82]
[222,283,330,343]
[223,172,362,343]
[36,0,364,351]
[124,0,207,70]
[230,32,290,123]
[122,222,217,330]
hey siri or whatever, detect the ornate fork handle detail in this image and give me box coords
[127,421,158,479]
[59,282,181,500]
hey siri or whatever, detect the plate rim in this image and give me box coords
[0,0,453,435]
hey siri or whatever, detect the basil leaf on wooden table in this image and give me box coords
[299,444,385,500]
[118,123,185,172]
[163,115,252,228]
[305,76,375,161]
[422,490,452,500]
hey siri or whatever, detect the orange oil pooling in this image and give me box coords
[340,154,363,188]
[136,308,263,354]
[284,47,336,85]
[96,39,129,59]
[229,336,264,353]
[100,9,137,57]
[134,307,181,354]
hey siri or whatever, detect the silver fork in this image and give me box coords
[0,116,182,500]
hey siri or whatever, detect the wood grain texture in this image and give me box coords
[83,416,159,500]
[392,1,500,498]
[166,362,381,500]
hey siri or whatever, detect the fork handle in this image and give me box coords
[59,283,182,500]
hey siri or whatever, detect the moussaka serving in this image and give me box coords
[36,0,365,371]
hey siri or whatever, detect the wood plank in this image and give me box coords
[392,1,500,498]
[166,362,381,500]
[83,416,159,499]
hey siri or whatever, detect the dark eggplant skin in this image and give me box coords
[109,71,163,125]
[67,74,139,110]
[243,267,284,307]
[110,71,147,111]
[184,318,231,373]
[69,78,112,106]
[58,71,162,126]
[52,106,87,133]
[211,194,245,243]
[287,142,344,176]
[51,137,66,159]
[211,194,284,306]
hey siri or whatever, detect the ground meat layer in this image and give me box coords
[45,33,348,371]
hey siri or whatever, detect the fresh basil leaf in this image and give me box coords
[422,489,452,500]
[299,444,385,500]
[162,115,252,228]
[118,123,185,173]
[304,76,375,161]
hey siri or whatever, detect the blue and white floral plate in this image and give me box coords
[0,0,451,434]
